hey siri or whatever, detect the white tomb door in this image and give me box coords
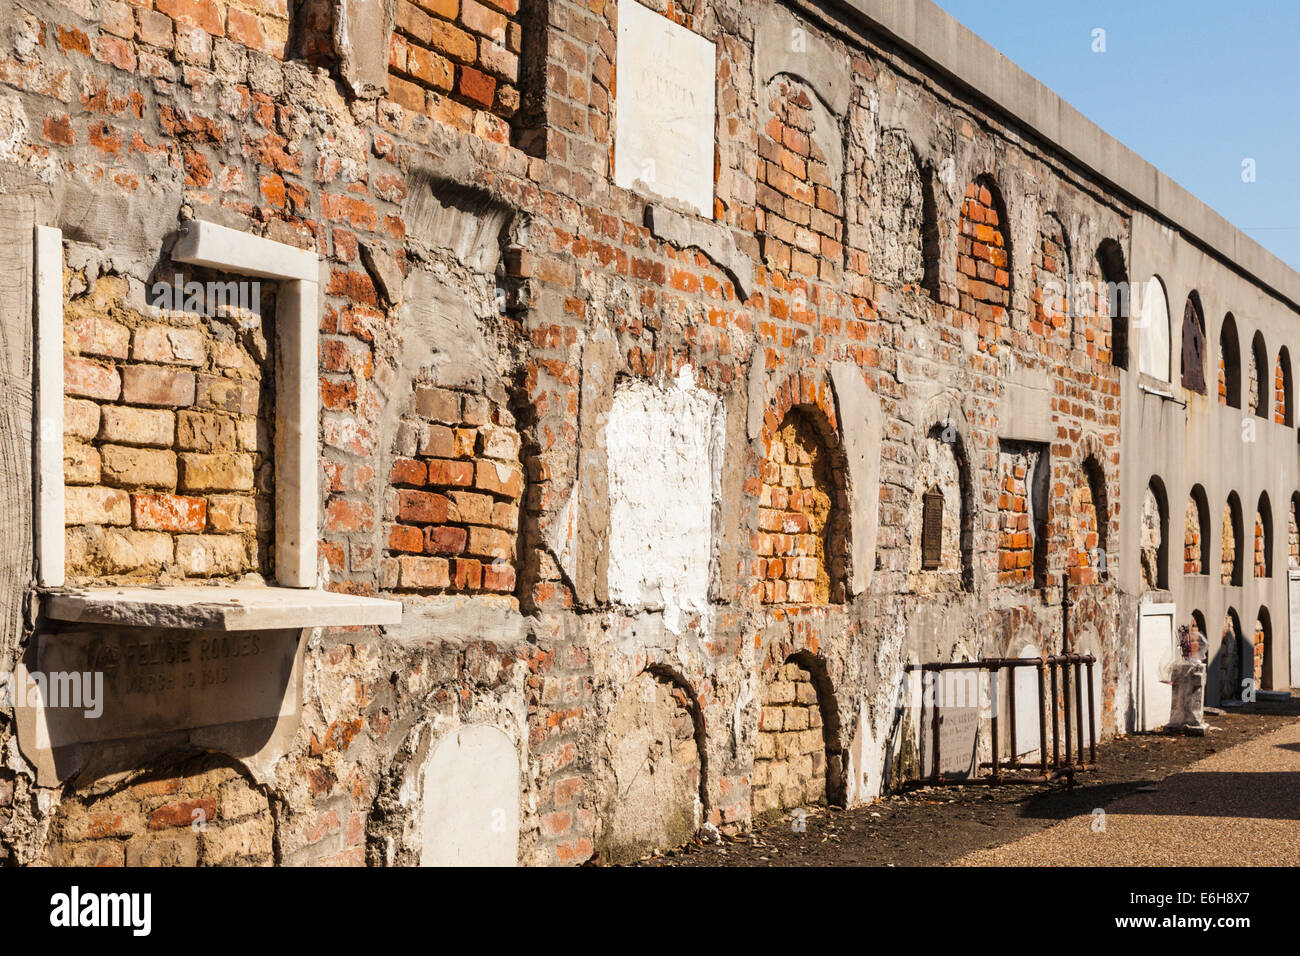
[1136,603,1176,731]
[421,725,519,867]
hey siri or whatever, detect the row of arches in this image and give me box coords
[1146,481,1300,588]
[1147,287,1294,423]
[1186,606,1274,698]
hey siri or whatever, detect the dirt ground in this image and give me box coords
[634,695,1300,867]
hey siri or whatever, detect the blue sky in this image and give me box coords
[931,0,1300,271]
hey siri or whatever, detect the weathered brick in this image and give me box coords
[65,398,102,441]
[132,325,207,365]
[206,495,257,532]
[415,386,460,423]
[121,366,196,407]
[398,555,450,588]
[64,441,102,485]
[177,410,239,452]
[65,486,131,525]
[99,406,175,447]
[178,453,255,492]
[100,445,178,489]
[474,460,522,498]
[65,357,121,401]
[66,315,130,359]
[482,562,515,592]
[396,489,449,524]
[467,525,512,559]
[174,534,246,577]
[195,375,260,415]
[424,524,467,554]
[448,490,493,524]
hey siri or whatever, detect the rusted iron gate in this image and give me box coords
[905,653,1097,786]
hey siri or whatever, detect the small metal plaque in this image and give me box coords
[921,486,944,570]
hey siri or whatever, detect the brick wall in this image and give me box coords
[1031,216,1069,344]
[755,408,844,605]
[752,660,825,817]
[1067,473,1101,585]
[1139,485,1161,590]
[957,178,1010,353]
[997,442,1045,588]
[1253,617,1266,687]
[1253,510,1267,579]
[1248,349,1261,416]
[388,0,522,134]
[45,755,273,866]
[1275,353,1289,425]
[382,383,523,594]
[1222,501,1239,585]
[757,78,842,282]
[1184,494,1204,575]
[63,271,274,584]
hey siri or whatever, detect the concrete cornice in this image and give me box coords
[818,0,1300,310]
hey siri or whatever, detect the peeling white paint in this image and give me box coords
[606,366,725,632]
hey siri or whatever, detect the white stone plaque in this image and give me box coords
[614,0,716,217]
[421,725,520,867]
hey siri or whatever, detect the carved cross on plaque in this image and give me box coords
[921,485,944,570]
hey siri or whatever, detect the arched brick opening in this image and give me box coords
[1185,484,1210,575]
[1254,492,1273,579]
[1254,608,1272,691]
[1095,238,1129,368]
[957,174,1011,353]
[1189,609,1208,661]
[1069,453,1109,584]
[1276,346,1293,426]
[1140,477,1168,590]
[757,373,850,606]
[752,650,846,817]
[1219,313,1241,408]
[1219,607,1245,703]
[911,420,975,592]
[1033,212,1072,345]
[598,665,707,864]
[757,74,843,280]
[1289,492,1300,569]
[1222,492,1244,587]
[1249,330,1268,419]
[1180,291,1206,393]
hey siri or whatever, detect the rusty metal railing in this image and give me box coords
[904,653,1096,787]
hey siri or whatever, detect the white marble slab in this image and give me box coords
[44,586,402,631]
[613,0,716,217]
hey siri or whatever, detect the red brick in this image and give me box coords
[64,357,121,401]
[149,798,217,830]
[387,523,424,553]
[457,65,496,108]
[132,493,207,532]
[424,524,467,554]
[482,562,515,592]
[396,489,449,524]
[121,366,196,407]
[390,457,427,485]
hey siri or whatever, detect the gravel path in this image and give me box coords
[954,717,1300,866]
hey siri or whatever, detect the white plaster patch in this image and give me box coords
[606,366,724,631]
[1137,276,1170,381]
[420,724,520,867]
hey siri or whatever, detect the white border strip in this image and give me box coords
[173,219,320,587]
[34,226,64,588]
